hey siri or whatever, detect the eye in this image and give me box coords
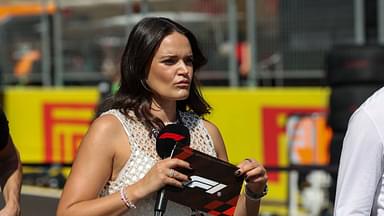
[184,56,194,66]
[162,58,177,65]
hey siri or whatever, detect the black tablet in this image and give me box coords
[165,146,245,216]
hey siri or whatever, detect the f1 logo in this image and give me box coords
[184,176,227,194]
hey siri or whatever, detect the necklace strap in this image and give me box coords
[164,121,178,125]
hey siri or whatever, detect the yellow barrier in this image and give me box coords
[4,87,330,215]
[203,87,330,215]
[4,87,99,163]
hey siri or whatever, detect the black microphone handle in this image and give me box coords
[154,143,178,216]
[154,188,168,216]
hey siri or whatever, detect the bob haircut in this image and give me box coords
[110,17,211,131]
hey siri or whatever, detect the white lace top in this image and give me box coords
[99,109,217,216]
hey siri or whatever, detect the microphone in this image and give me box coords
[154,123,190,216]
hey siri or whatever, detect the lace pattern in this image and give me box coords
[99,109,216,215]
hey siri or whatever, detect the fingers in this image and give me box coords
[244,166,268,184]
[156,158,191,172]
[164,157,192,170]
[167,168,176,178]
[156,158,191,187]
[235,158,268,195]
[166,168,188,181]
[235,158,267,183]
[164,168,189,188]
[235,158,260,175]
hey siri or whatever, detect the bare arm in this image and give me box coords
[57,115,134,216]
[204,120,267,216]
[0,137,22,216]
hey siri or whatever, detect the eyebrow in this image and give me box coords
[158,53,193,59]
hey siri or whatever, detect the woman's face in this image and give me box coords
[146,32,193,104]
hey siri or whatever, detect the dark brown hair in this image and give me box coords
[106,17,211,131]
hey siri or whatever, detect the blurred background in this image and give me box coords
[1,0,383,215]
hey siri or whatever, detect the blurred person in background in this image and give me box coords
[0,107,22,216]
[334,86,384,215]
[94,41,121,118]
[13,44,41,85]
[57,17,267,216]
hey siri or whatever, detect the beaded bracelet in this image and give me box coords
[120,188,136,209]
[245,184,268,201]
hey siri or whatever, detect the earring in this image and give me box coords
[140,80,151,92]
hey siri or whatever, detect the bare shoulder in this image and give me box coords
[77,114,126,157]
[202,119,220,135]
[58,114,128,209]
[202,119,228,161]
[90,114,123,137]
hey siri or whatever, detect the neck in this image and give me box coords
[150,98,177,123]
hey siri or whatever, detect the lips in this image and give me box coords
[175,80,190,87]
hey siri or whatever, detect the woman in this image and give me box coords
[57,17,267,216]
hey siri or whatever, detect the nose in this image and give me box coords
[177,60,189,74]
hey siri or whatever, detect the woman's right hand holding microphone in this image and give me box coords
[126,158,192,203]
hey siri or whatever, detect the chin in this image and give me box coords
[175,89,190,99]
[174,92,190,101]
[178,94,189,101]
[162,89,190,101]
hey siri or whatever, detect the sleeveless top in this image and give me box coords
[99,109,217,216]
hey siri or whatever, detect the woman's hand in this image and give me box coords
[133,158,192,198]
[235,158,268,195]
